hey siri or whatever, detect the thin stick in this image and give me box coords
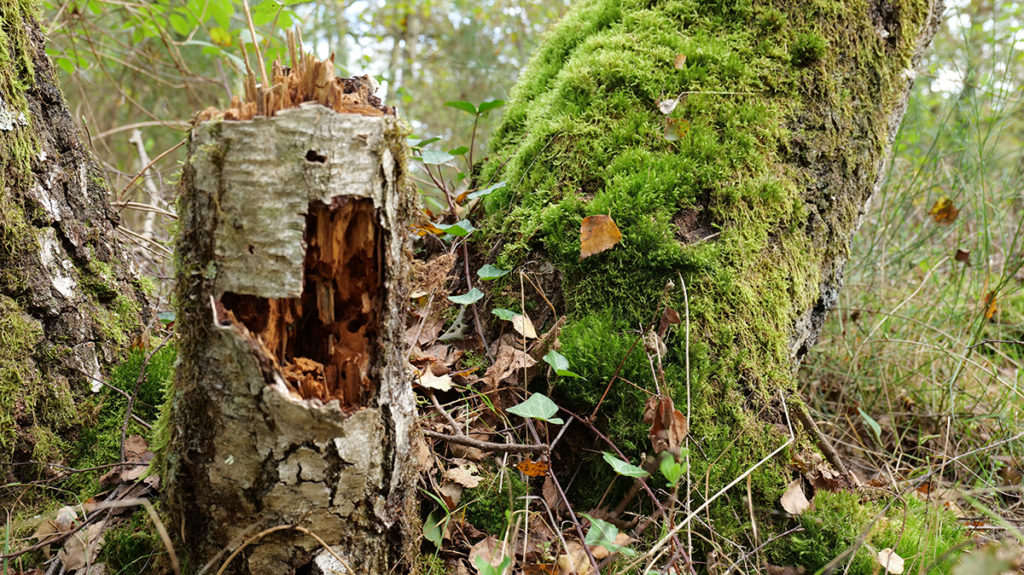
[91,498,180,575]
[215,524,353,575]
[421,429,547,454]
[116,138,186,203]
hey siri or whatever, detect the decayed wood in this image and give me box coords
[165,104,417,574]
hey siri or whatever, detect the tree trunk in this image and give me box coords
[165,106,418,574]
[0,0,148,480]
[480,0,944,553]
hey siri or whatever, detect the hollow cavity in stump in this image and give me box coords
[221,197,381,409]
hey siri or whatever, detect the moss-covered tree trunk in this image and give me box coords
[0,1,148,483]
[481,0,943,556]
[165,106,418,574]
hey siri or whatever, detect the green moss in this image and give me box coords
[0,294,44,452]
[790,32,827,67]
[771,490,964,573]
[66,345,176,497]
[481,0,933,552]
[91,294,142,346]
[98,507,164,573]
[463,468,530,535]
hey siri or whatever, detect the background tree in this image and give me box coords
[0,0,149,486]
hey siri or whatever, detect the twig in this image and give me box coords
[116,138,186,203]
[120,331,172,461]
[215,524,352,575]
[421,429,546,454]
[91,498,180,575]
[794,402,851,478]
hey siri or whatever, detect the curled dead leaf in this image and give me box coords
[644,395,688,454]
[579,215,622,260]
[445,462,482,488]
[929,197,959,224]
[417,369,454,392]
[780,479,811,515]
[513,313,538,339]
[877,548,904,574]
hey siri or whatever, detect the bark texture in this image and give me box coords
[166,106,417,574]
[0,0,148,479]
[480,0,945,548]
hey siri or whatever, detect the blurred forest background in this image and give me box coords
[22,0,1024,569]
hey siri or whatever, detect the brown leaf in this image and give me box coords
[57,522,106,572]
[579,215,622,260]
[954,248,970,264]
[674,54,687,69]
[590,532,632,560]
[481,334,537,390]
[644,395,688,454]
[780,479,811,515]
[929,197,959,224]
[417,370,454,392]
[542,476,561,512]
[557,541,593,575]
[658,307,681,337]
[516,459,549,477]
[470,536,510,574]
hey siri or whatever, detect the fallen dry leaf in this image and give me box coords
[482,334,537,390]
[445,461,482,488]
[579,215,622,260]
[516,459,549,477]
[877,548,905,574]
[954,248,970,264]
[417,369,454,392]
[470,536,509,574]
[57,522,106,572]
[929,197,959,224]
[983,291,998,320]
[674,54,687,69]
[512,313,538,339]
[557,541,593,575]
[780,479,811,515]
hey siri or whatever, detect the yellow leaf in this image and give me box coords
[983,291,997,320]
[580,215,622,260]
[929,197,959,224]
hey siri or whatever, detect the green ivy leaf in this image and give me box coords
[467,181,506,200]
[448,288,484,305]
[434,219,475,237]
[420,150,456,166]
[542,350,583,378]
[602,452,649,478]
[447,146,470,156]
[477,264,509,281]
[492,308,517,321]
[659,451,686,487]
[423,509,444,548]
[474,555,511,575]
[507,393,564,425]
[445,100,478,115]
[581,513,636,557]
[478,99,505,114]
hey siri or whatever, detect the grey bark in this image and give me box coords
[0,1,148,481]
[165,105,418,574]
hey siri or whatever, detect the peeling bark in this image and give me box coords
[165,106,417,574]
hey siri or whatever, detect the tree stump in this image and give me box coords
[165,103,417,574]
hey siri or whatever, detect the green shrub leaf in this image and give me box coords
[507,393,563,424]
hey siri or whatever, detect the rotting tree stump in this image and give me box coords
[165,102,417,574]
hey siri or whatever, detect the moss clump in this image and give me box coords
[0,294,43,452]
[463,468,530,535]
[66,345,176,497]
[481,0,934,552]
[98,507,164,573]
[771,490,964,573]
[791,32,827,67]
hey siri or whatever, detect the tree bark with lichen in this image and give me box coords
[478,0,945,564]
[0,0,149,485]
[164,101,418,574]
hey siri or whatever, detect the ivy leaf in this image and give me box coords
[542,350,583,378]
[507,393,563,425]
[477,264,509,281]
[423,509,444,548]
[580,514,636,557]
[434,219,475,237]
[602,452,649,478]
[448,288,483,305]
[420,150,456,166]
[478,99,506,114]
[659,451,686,487]
[447,146,470,156]
[445,100,477,115]
[492,308,517,321]
[468,181,506,200]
